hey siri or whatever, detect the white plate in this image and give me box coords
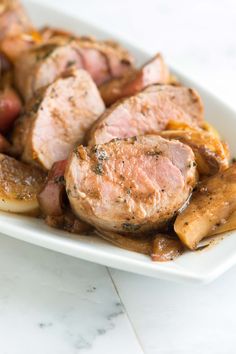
[1,1,236,284]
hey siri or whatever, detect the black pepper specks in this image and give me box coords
[146,150,161,157]
[66,60,76,68]
[122,223,141,232]
[93,163,103,175]
[31,97,43,113]
[92,146,109,161]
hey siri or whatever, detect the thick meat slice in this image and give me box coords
[0,0,32,40]
[100,53,170,106]
[65,135,197,234]
[145,85,203,123]
[88,85,204,145]
[40,31,135,82]
[14,42,84,101]
[12,69,105,170]
[39,28,134,71]
[14,38,134,101]
[76,37,134,83]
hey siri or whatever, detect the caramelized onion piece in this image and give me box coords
[151,234,184,262]
[0,153,46,214]
[174,164,236,249]
[208,210,236,237]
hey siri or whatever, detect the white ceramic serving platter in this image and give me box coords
[1,1,236,284]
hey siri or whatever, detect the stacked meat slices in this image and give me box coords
[0,0,231,261]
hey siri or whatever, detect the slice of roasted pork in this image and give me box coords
[88,84,204,145]
[76,37,134,84]
[12,69,105,170]
[100,53,170,106]
[40,32,135,83]
[14,38,134,100]
[39,28,134,71]
[65,135,197,234]
[145,85,204,123]
[14,41,84,101]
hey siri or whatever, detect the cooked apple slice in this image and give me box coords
[174,164,236,249]
[0,154,46,214]
[208,210,236,237]
[160,129,229,176]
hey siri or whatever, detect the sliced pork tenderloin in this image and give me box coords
[14,38,134,101]
[14,42,84,101]
[100,53,170,106]
[88,84,204,145]
[12,69,105,170]
[65,135,197,234]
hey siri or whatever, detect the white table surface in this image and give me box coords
[1,0,236,353]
